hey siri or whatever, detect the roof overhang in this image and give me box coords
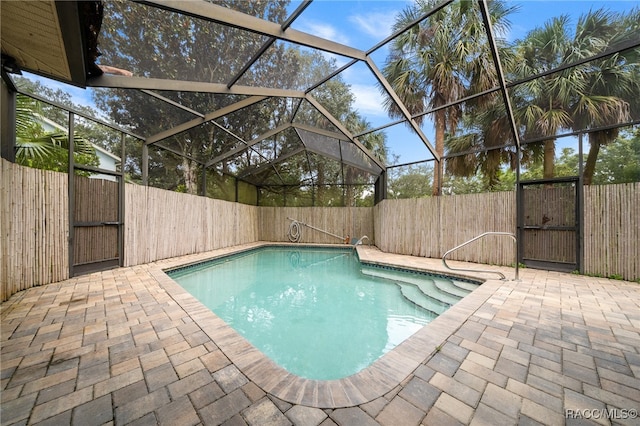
[1,0,101,87]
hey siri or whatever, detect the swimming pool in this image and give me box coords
[168,246,480,380]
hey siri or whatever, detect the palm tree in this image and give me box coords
[512,8,639,181]
[450,7,639,186]
[512,15,575,179]
[15,94,98,173]
[570,8,640,184]
[381,0,516,195]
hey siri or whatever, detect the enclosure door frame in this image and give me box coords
[68,114,125,277]
[517,176,583,273]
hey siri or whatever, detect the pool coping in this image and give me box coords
[150,242,503,408]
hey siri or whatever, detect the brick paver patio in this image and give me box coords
[2,243,639,425]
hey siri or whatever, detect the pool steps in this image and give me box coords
[361,267,460,304]
[433,279,473,298]
[397,284,449,316]
[450,280,481,292]
[360,267,480,314]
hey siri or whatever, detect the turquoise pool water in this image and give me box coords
[168,247,478,380]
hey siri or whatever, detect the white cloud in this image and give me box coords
[349,12,395,41]
[350,83,387,118]
[296,20,351,45]
[294,19,355,66]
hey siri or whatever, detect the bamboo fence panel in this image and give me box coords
[522,229,576,264]
[1,159,69,301]
[73,176,119,265]
[74,176,119,223]
[258,207,374,244]
[3,156,638,302]
[583,182,639,280]
[439,192,516,265]
[522,186,576,228]
[123,184,259,266]
[376,193,516,265]
[73,227,119,265]
[374,198,440,257]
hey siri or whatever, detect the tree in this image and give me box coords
[94,1,386,201]
[14,94,99,174]
[388,164,433,199]
[589,128,640,184]
[575,9,640,184]
[95,1,293,194]
[512,16,575,179]
[512,8,639,182]
[381,0,516,195]
[444,6,639,187]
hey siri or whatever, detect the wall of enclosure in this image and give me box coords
[124,183,259,266]
[258,207,374,244]
[2,159,638,302]
[1,160,69,301]
[583,182,639,280]
[374,192,517,266]
[0,160,260,301]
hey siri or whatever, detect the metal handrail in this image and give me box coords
[442,232,519,281]
[353,235,369,246]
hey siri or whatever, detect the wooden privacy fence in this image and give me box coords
[1,160,69,301]
[124,184,259,266]
[259,206,374,245]
[374,192,517,266]
[1,159,638,302]
[583,182,639,280]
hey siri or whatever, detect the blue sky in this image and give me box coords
[286,0,638,164]
[21,0,638,165]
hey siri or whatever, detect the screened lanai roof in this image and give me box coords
[2,0,639,189]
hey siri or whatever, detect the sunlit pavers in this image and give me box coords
[2,243,639,425]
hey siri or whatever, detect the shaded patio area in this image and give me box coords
[2,244,639,425]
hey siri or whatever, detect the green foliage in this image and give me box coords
[589,129,640,184]
[387,4,639,190]
[383,0,518,194]
[519,129,639,184]
[388,164,433,199]
[14,94,100,175]
[92,0,387,201]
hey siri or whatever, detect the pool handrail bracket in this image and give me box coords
[442,232,520,281]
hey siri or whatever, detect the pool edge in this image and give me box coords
[149,242,502,408]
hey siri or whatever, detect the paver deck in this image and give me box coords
[2,242,639,425]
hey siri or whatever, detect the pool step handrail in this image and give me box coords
[442,232,519,281]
